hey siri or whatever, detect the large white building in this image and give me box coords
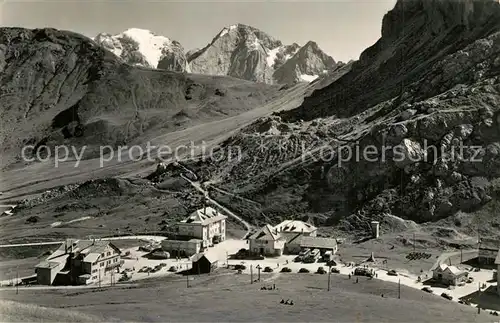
[35,239,121,286]
[176,207,227,248]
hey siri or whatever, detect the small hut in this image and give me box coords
[191,251,218,274]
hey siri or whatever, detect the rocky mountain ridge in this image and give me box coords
[0,27,281,169]
[93,24,339,84]
[184,0,500,238]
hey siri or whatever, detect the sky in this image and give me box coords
[1,0,397,62]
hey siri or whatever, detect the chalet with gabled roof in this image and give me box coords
[248,224,286,256]
[35,239,121,285]
[177,207,227,248]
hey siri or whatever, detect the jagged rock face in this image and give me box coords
[273,41,338,84]
[188,24,279,83]
[92,24,336,84]
[94,28,189,72]
[279,0,500,122]
[188,24,337,84]
[188,0,500,236]
[157,40,190,73]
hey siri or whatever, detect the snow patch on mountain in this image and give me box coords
[300,74,319,82]
[266,47,281,67]
[121,28,171,67]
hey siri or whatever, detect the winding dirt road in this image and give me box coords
[179,171,252,238]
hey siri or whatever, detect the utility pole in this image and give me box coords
[186,274,189,288]
[398,279,401,299]
[460,248,463,264]
[16,268,18,295]
[256,265,261,282]
[250,265,253,284]
[327,265,332,291]
[477,282,481,314]
[226,252,229,268]
[413,232,416,254]
[98,269,101,288]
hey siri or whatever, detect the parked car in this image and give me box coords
[354,267,373,277]
[331,267,340,274]
[303,249,321,263]
[168,266,177,272]
[387,269,398,276]
[316,267,326,274]
[281,267,292,273]
[441,292,453,300]
[138,266,151,273]
[467,277,474,283]
[234,264,246,270]
[297,248,311,262]
[263,266,273,273]
[234,249,249,260]
[421,287,433,293]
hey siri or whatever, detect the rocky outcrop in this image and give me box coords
[278,0,500,122]
[188,24,280,83]
[157,40,190,72]
[273,41,338,84]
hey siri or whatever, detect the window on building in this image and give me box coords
[107,260,111,265]
[107,251,111,256]
[92,269,97,273]
[100,262,104,267]
[92,276,97,280]
[101,253,104,257]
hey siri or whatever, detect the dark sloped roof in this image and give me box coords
[248,224,281,241]
[299,236,337,249]
[192,251,218,264]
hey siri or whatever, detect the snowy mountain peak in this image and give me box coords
[94,28,189,70]
[218,24,239,38]
[93,24,337,84]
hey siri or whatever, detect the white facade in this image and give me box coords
[248,224,286,256]
[161,239,202,257]
[249,238,286,257]
[432,264,468,286]
[178,207,227,247]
